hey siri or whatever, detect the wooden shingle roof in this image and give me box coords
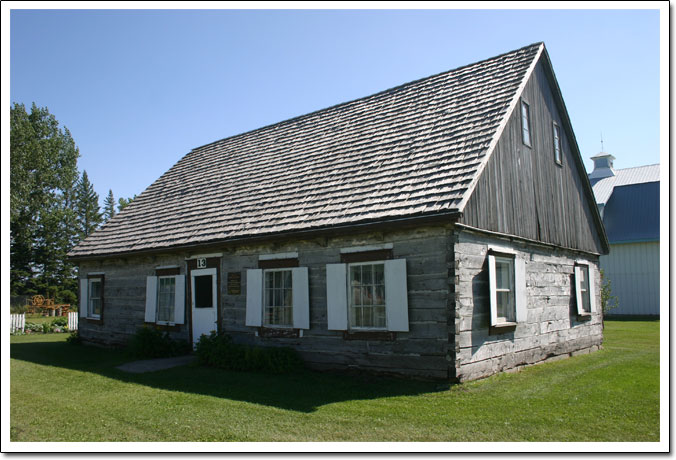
[70,43,544,258]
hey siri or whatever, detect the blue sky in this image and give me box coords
[10,7,663,206]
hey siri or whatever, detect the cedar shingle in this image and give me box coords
[69,43,542,258]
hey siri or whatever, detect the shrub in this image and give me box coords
[66,331,81,345]
[195,332,303,374]
[51,317,68,327]
[127,326,192,359]
[24,322,43,334]
[42,322,54,334]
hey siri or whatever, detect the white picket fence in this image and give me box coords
[68,311,78,331]
[10,313,25,333]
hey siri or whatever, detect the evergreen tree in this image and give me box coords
[118,194,137,212]
[10,103,80,300]
[75,170,102,239]
[103,189,116,222]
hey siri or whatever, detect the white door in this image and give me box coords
[191,268,218,346]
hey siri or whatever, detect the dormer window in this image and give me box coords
[553,121,562,165]
[521,100,532,147]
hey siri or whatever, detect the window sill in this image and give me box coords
[576,312,592,321]
[343,330,396,341]
[85,317,103,325]
[146,322,182,332]
[258,327,300,338]
[490,322,517,335]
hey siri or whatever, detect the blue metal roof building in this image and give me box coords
[589,154,660,316]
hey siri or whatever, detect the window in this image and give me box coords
[553,121,562,165]
[245,260,309,330]
[521,100,532,147]
[80,275,104,320]
[349,262,386,330]
[488,250,526,329]
[326,257,409,332]
[574,264,596,316]
[263,269,293,327]
[145,272,185,325]
[88,278,102,318]
[493,256,515,323]
[157,276,176,322]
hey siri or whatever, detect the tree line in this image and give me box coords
[10,102,136,305]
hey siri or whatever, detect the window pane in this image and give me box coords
[351,266,361,285]
[374,263,384,285]
[496,292,513,321]
[194,275,213,308]
[521,102,531,145]
[265,271,273,289]
[91,298,101,316]
[375,285,385,305]
[283,270,292,289]
[374,306,386,328]
[90,280,101,298]
[495,259,512,290]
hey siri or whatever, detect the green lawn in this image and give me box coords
[10,321,659,442]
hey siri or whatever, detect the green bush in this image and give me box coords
[51,317,68,327]
[24,322,43,334]
[66,331,81,345]
[195,332,303,374]
[127,326,192,359]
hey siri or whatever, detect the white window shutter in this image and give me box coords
[574,266,584,315]
[292,267,310,330]
[588,266,597,313]
[79,279,88,318]
[174,275,186,324]
[245,269,263,327]
[488,254,498,326]
[385,258,409,332]
[514,258,527,322]
[326,263,348,330]
[145,276,158,323]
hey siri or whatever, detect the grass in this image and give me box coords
[10,321,659,442]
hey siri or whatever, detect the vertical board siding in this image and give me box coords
[601,242,660,316]
[461,60,604,255]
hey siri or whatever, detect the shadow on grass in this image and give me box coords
[10,338,448,413]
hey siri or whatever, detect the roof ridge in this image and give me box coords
[617,163,660,171]
[189,42,544,153]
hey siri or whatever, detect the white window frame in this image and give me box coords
[553,121,562,165]
[88,277,102,319]
[575,263,595,316]
[521,100,532,147]
[489,254,516,326]
[347,261,388,331]
[262,268,294,328]
[488,250,527,329]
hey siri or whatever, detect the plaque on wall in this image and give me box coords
[227,272,241,295]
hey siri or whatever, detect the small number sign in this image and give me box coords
[197,258,207,268]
